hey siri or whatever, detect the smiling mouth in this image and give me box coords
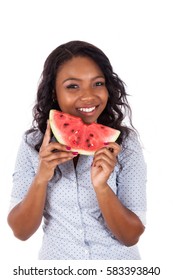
[77,106,98,113]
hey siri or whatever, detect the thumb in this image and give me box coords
[42,120,51,147]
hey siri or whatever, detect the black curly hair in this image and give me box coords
[27,40,134,151]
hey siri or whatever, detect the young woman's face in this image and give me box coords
[55,56,108,124]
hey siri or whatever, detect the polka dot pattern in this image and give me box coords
[9,130,147,260]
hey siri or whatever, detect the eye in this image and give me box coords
[95,81,105,87]
[66,84,79,89]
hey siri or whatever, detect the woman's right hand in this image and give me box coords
[36,121,78,183]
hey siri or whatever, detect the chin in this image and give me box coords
[81,116,97,124]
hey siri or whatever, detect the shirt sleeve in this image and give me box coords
[116,132,147,225]
[9,134,37,211]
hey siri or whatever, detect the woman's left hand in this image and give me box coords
[91,142,121,189]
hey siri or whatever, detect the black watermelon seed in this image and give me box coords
[63,123,69,127]
[90,134,94,137]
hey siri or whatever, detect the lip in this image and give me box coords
[76,105,99,116]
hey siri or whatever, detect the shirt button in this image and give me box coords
[79,229,83,233]
[85,249,89,254]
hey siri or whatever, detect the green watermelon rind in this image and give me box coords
[49,110,120,155]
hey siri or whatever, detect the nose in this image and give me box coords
[80,87,95,102]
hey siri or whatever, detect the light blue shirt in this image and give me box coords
[10,130,147,260]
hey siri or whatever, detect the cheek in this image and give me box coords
[101,89,109,104]
[56,92,77,112]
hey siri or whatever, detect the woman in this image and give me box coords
[8,40,147,259]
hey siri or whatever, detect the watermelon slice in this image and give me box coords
[49,110,120,155]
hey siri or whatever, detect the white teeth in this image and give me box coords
[78,106,96,113]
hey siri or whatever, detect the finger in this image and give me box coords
[96,142,121,156]
[92,158,115,172]
[105,142,121,152]
[94,147,116,161]
[93,151,115,166]
[45,142,74,154]
[92,158,114,173]
[40,150,78,161]
[46,155,77,168]
[41,120,51,147]
[93,144,120,168]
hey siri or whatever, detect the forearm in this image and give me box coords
[94,184,145,246]
[7,176,48,241]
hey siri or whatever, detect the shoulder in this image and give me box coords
[118,130,145,163]
[122,130,143,151]
[116,130,147,189]
[23,129,43,149]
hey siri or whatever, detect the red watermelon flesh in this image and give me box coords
[49,110,120,155]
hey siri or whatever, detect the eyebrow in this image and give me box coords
[62,75,105,84]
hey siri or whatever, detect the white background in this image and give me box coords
[0,0,173,278]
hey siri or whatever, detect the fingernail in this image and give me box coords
[109,147,114,153]
[72,152,78,155]
[66,146,71,150]
[104,142,109,145]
